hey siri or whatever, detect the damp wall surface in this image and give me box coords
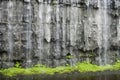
[0,0,120,67]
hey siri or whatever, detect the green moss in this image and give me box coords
[14,62,21,68]
[0,61,120,77]
[66,55,73,59]
[112,60,120,70]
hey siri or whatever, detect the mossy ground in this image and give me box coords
[0,61,120,77]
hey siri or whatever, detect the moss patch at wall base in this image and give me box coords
[0,61,120,77]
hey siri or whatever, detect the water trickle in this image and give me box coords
[26,0,32,67]
[97,0,103,65]
[44,3,51,43]
[7,0,13,62]
[55,1,61,59]
[70,6,78,46]
[38,2,44,63]
[44,3,51,63]
[97,0,100,8]
[87,0,90,7]
[102,0,109,65]
[98,0,109,65]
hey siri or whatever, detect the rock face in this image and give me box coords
[0,0,120,67]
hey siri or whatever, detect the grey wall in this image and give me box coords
[0,0,120,68]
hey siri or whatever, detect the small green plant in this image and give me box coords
[14,62,21,68]
[34,64,46,68]
[112,60,120,70]
[66,53,73,59]
[66,55,73,59]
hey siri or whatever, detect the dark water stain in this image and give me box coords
[1,71,120,80]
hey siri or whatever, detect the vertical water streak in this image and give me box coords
[7,0,13,62]
[117,17,120,60]
[26,0,32,67]
[69,6,73,66]
[97,0,102,65]
[61,6,66,57]
[44,3,51,63]
[55,0,61,60]
[38,2,43,63]
[103,0,108,65]
[97,0,100,8]
[56,1,59,40]
[0,7,1,22]
[69,5,78,66]
[70,0,72,4]
[45,3,51,43]
[87,0,90,7]
[97,0,109,65]
[70,6,77,46]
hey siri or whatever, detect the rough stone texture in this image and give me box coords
[0,0,120,67]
